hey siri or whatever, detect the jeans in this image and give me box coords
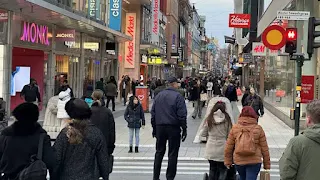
[106,96,115,111]
[153,126,181,180]
[192,99,203,118]
[235,163,261,180]
[129,128,140,146]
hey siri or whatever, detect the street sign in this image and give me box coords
[277,11,310,21]
[243,53,253,63]
[252,42,267,56]
[262,25,286,50]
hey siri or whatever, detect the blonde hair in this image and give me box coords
[91,90,103,100]
[67,119,88,144]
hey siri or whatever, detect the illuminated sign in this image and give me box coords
[55,29,75,41]
[20,21,49,46]
[124,13,136,69]
[84,42,99,50]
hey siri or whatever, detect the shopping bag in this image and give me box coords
[260,170,270,180]
[236,88,242,96]
[200,93,208,102]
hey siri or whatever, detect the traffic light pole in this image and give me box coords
[294,55,304,136]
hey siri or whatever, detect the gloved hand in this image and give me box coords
[152,129,156,138]
[181,128,187,142]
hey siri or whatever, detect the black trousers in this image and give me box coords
[208,160,227,180]
[153,126,181,180]
[106,96,115,111]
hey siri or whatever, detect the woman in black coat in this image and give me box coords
[0,103,55,179]
[124,96,145,153]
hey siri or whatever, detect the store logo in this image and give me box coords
[20,21,49,46]
[109,0,122,31]
[151,0,160,45]
[55,29,75,41]
[124,13,136,69]
[228,14,251,28]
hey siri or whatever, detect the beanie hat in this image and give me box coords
[65,98,92,120]
[240,106,258,119]
[12,103,39,123]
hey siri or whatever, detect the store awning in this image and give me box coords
[0,0,132,43]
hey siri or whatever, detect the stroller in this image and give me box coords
[199,97,239,180]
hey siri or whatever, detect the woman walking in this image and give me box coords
[224,106,270,180]
[190,79,207,119]
[201,101,233,180]
[53,98,109,180]
[124,96,145,153]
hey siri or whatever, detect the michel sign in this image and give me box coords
[20,21,49,46]
[55,29,75,41]
[124,13,136,69]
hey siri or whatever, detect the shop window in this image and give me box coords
[54,55,70,95]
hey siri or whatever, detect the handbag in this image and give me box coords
[108,155,114,173]
[260,170,270,180]
[200,93,208,102]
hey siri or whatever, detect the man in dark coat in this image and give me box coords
[151,77,187,180]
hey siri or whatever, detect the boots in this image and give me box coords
[135,146,139,153]
[128,146,133,153]
[208,169,216,180]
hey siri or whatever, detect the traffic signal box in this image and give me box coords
[307,17,320,58]
[285,28,297,55]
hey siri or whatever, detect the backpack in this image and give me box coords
[225,85,235,97]
[234,127,257,156]
[18,133,47,180]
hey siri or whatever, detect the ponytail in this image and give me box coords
[66,119,88,144]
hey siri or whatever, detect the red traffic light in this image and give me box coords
[286,28,298,41]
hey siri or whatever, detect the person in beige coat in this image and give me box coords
[43,95,60,138]
[201,101,233,180]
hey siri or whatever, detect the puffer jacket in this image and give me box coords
[224,116,270,169]
[57,89,71,119]
[201,110,232,162]
[279,124,320,180]
[124,103,145,129]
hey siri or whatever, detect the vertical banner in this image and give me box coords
[301,75,315,104]
[124,13,136,69]
[88,0,101,20]
[151,0,160,45]
[109,0,122,31]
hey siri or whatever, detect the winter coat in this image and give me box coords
[105,82,117,97]
[201,110,232,162]
[124,103,145,129]
[120,80,131,98]
[57,89,71,119]
[224,116,270,169]
[189,85,207,101]
[0,122,55,179]
[91,102,116,155]
[151,87,187,129]
[279,124,320,180]
[243,94,264,116]
[224,84,238,102]
[43,96,60,134]
[213,82,221,96]
[53,124,109,180]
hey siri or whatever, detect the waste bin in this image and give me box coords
[135,86,149,112]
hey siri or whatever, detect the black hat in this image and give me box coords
[168,76,178,83]
[65,98,92,120]
[12,103,39,123]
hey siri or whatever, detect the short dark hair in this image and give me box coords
[64,80,68,84]
[306,100,320,124]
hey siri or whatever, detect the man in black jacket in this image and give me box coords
[20,78,41,105]
[151,77,187,180]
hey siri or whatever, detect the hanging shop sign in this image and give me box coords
[301,75,315,104]
[252,42,267,56]
[0,10,8,22]
[55,29,75,41]
[20,21,49,46]
[228,14,251,28]
[109,0,122,31]
[124,13,137,69]
[88,0,101,20]
[84,42,99,50]
[148,48,160,55]
[151,0,160,45]
[178,47,183,61]
[148,56,162,65]
[262,25,286,50]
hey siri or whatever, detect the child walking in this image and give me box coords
[124,96,145,153]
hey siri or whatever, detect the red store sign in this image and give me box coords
[229,14,251,28]
[0,10,8,22]
[301,75,315,104]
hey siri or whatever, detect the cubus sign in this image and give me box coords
[124,13,136,69]
[20,21,49,46]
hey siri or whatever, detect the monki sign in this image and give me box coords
[20,21,50,46]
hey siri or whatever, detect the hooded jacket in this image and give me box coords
[279,124,320,180]
[224,116,270,169]
[0,122,55,179]
[57,89,71,119]
[124,102,145,129]
[201,110,232,162]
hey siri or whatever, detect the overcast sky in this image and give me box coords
[190,0,234,47]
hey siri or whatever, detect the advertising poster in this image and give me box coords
[124,13,136,69]
[301,75,315,104]
[109,0,122,31]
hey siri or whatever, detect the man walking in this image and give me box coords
[20,78,41,105]
[279,100,320,180]
[151,76,187,180]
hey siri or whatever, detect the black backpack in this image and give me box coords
[18,133,47,180]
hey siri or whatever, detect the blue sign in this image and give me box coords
[88,0,101,20]
[109,0,122,31]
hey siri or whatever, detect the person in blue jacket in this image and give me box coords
[124,95,145,153]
